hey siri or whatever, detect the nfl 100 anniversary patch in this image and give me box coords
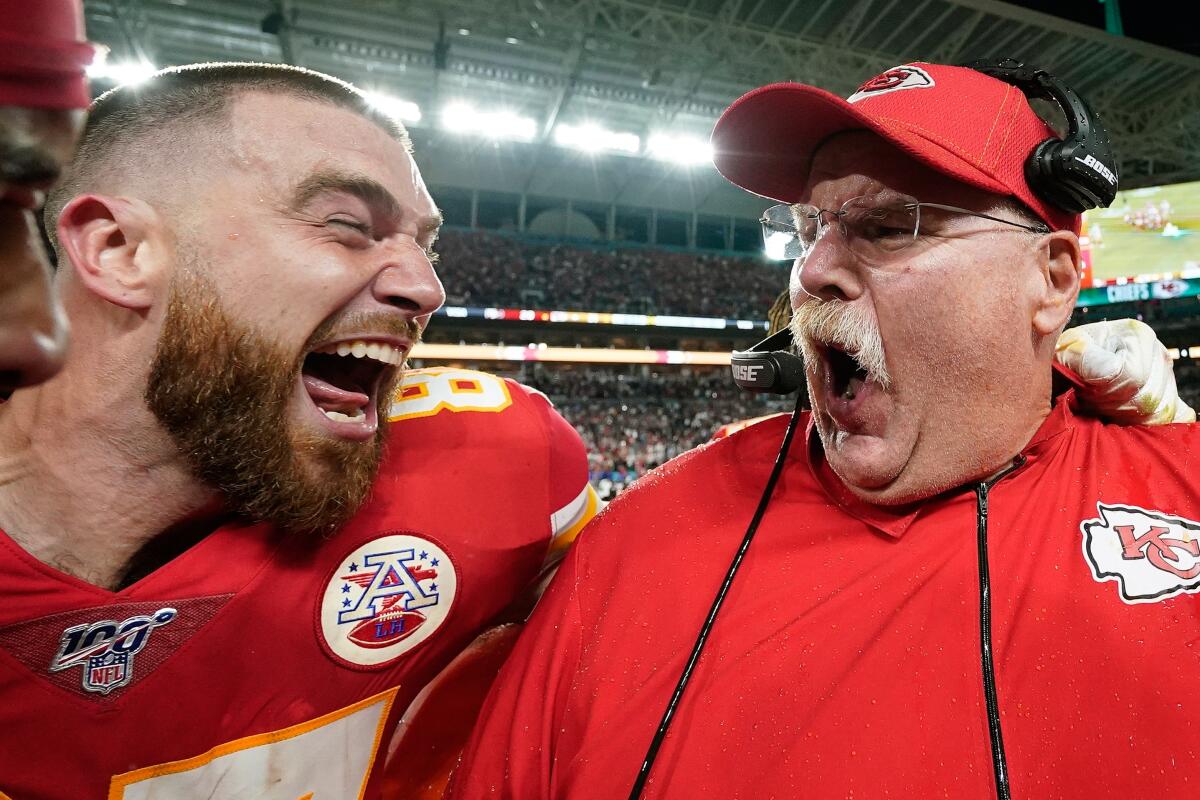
[48,607,178,694]
[0,595,231,699]
[1080,503,1200,604]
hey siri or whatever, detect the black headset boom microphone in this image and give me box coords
[729,328,806,395]
[629,60,1117,799]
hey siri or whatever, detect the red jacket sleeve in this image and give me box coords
[446,542,586,799]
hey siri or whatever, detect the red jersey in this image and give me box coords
[450,393,1200,799]
[0,368,596,800]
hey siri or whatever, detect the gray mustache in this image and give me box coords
[790,299,891,389]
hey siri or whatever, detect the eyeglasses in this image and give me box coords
[759,194,1051,263]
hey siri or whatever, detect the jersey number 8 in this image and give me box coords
[387,368,512,422]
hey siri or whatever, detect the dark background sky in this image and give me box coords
[1006,0,1200,58]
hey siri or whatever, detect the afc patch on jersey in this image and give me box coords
[318,532,458,668]
[1080,503,1200,604]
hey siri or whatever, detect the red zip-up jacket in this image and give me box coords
[449,392,1200,799]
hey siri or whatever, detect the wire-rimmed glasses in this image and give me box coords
[760,194,1050,262]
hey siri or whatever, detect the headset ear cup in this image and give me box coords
[1025,139,1062,209]
[965,59,1116,215]
[1025,138,1089,215]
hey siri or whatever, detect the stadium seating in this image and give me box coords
[521,366,790,498]
[436,229,786,319]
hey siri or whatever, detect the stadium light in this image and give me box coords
[86,50,157,86]
[441,103,537,142]
[363,91,422,124]
[646,133,713,166]
[554,123,640,155]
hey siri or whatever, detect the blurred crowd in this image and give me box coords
[436,229,786,319]
[1173,359,1200,412]
[524,366,791,499]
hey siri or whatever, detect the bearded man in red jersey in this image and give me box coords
[0,63,594,799]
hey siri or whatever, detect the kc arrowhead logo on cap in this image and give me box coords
[847,65,935,103]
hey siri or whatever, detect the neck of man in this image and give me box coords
[0,362,220,591]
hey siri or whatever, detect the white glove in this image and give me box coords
[1056,319,1196,425]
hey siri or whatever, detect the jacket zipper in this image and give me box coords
[975,455,1025,800]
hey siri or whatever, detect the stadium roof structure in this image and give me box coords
[84,0,1200,221]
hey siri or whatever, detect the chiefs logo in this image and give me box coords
[847,65,935,104]
[1080,503,1200,604]
[1152,278,1188,300]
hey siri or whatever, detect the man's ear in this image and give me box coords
[55,194,164,311]
[1032,231,1081,337]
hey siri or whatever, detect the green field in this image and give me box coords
[1083,179,1200,282]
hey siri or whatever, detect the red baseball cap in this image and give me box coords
[0,0,95,110]
[711,62,1080,234]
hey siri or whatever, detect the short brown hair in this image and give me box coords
[44,61,411,254]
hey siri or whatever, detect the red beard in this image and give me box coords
[145,268,406,535]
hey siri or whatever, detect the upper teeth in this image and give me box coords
[316,339,405,366]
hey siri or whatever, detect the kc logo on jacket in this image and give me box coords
[1080,503,1200,604]
[319,533,457,667]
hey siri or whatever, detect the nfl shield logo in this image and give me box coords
[86,651,131,693]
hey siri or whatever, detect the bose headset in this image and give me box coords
[628,59,1118,799]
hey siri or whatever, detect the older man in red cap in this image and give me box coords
[448,61,1200,799]
[0,0,92,391]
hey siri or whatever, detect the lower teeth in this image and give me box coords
[323,408,365,423]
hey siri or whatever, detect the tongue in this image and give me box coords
[303,373,370,413]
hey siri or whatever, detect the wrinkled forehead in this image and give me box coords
[222,91,430,205]
[804,130,996,210]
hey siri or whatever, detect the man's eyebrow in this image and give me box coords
[420,211,444,242]
[288,170,402,221]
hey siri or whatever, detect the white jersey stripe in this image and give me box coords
[551,482,596,539]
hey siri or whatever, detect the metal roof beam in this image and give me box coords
[874,0,932,55]
[927,8,984,63]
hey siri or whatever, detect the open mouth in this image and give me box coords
[299,338,407,437]
[825,344,869,402]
